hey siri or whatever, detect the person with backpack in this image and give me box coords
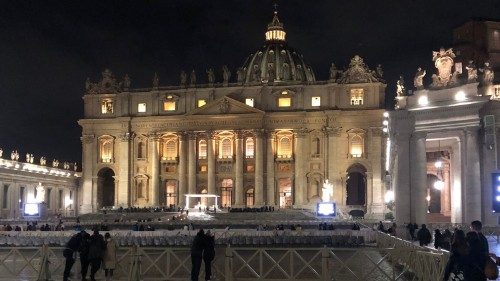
[78,230,91,280]
[63,230,84,281]
[191,229,206,281]
[417,224,432,246]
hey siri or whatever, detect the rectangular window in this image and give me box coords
[137,103,147,113]
[163,101,176,111]
[101,99,114,114]
[58,190,63,209]
[350,89,364,105]
[200,165,208,172]
[311,96,321,107]
[246,165,254,172]
[245,98,254,107]
[3,185,8,209]
[278,97,291,107]
[197,99,206,108]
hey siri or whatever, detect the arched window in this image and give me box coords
[137,141,146,159]
[350,135,364,158]
[199,140,207,159]
[164,140,177,159]
[99,136,114,163]
[350,89,364,105]
[278,137,292,158]
[312,137,320,155]
[220,138,232,158]
[246,188,254,207]
[245,138,254,158]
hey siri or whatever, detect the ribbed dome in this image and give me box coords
[236,11,316,85]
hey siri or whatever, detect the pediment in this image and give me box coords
[186,96,265,116]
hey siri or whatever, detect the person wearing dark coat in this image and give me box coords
[78,230,91,280]
[406,223,416,240]
[434,229,443,249]
[416,224,432,246]
[203,230,216,281]
[191,229,206,281]
[465,231,487,281]
[63,231,84,281]
[88,229,106,281]
[470,220,489,255]
[444,230,476,281]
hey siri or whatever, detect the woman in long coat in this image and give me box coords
[103,232,118,280]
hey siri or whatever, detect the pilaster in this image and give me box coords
[234,130,244,207]
[148,133,160,206]
[207,131,216,206]
[464,127,481,221]
[266,130,276,206]
[80,134,95,214]
[187,132,197,197]
[178,132,188,207]
[254,129,264,206]
[410,131,427,225]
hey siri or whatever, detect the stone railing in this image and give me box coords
[376,231,449,281]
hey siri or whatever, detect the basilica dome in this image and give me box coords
[237,12,316,85]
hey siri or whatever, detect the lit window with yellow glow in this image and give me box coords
[99,137,114,163]
[350,135,364,158]
[162,139,177,160]
[245,138,254,158]
[311,96,321,107]
[278,97,291,107]
[137,103,147,113]
[219,138,233,158]
[163,101,176,111]
[278,136,292,158]
[101,99,114,114]
[265,30,286,41]
[350,89,364,105]
[197,99,206,108]
[245,98,254,107]
[198,140,207,159]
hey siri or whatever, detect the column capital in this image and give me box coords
[321,126,342,137]
[177,131,188,141]
[234,130,245,139]
[410,131,427,140]
[80,134,95,144]
[252,129,265,138]
[118,132,134,142]
[147,133,160,141]
[187,131,198,141]
[294,127,311,138]
[206,130,217,140]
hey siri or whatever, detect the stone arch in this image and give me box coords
[346,163,367,206]
[97,167,115,208]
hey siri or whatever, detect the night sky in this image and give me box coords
[1,0,499,165]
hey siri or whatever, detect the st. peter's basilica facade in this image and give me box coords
[78,12,387,217]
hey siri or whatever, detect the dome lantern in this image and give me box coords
[265,11,286,42]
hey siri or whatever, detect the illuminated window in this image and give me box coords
[162,139,177,160]
[137,103,147,113]
[221,179,233,207]
[245,138,254,158]
[163,101,176,111]
[200,165,207,172]
[311,97,321,107]
[245,98,254,107]
[99,136,114,163]
[101,99,114,114]
[278,97,291,107]
[350,89,364,105]
[350,135,364,158]
[198,140,207,159]
[278,136,292,158]
[246,188,255,206]
[165,180,177,206]
[246,165,254,172]
[220,138,232,158]
[197,99,206,108]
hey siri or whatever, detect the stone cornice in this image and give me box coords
[80,134,95,144]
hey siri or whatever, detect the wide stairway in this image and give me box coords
[426,212,451,223]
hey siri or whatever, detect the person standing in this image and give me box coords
[191,229,205,281]
[469,220,489,255]
[103,232,118,281]
[78,230,91,280]
[434,229,443,249]
[444,230,471,280]
[416,224,431,246]
[63,230,84,281]
[88,229,106,281]
[203,230,215,281]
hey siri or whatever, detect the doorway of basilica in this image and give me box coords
[346,164,367,206]
[97,168,115,208]
[220,179,233,208]
[163,180,177,207]
[279,178,292,208]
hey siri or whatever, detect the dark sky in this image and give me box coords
[1,0,499,164]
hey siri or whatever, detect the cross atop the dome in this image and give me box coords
[273,3,279,13]
[265,5,286,42]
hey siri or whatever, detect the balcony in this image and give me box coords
[161,156,178,164]
[275,154,294,162]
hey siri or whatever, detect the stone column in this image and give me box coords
[254,130,264,206]
[266,131,276,206]
[325,127,342,204]
[80,134,95,214]
[294,128,308,207]
[117,133,131,207]
[178,132,188,207]
[442,164,451,217]
[465,128,481,222]
[148,134,160,206]
[394,132,411,225]
[410,132,427,225]
[234,131,244,207]
[187,132,197,197]
[207,132,216,206]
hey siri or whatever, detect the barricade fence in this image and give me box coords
[0,238,450,281]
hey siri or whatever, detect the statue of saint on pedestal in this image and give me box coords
[35,182,45,203]
[322,179,333,203]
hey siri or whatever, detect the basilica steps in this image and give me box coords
[426,213,451,223]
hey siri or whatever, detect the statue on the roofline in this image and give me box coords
[396,75,406,97]
[190,70,196,86]
[481,61,494,85]
[180,70,187,86]
[206,68,215,85]
[413,67,426,90]
[222,65,231,86]
[465,60,478,83]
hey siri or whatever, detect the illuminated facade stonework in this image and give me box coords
[79,12,387,217]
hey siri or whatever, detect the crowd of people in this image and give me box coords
[228,206,275,213]
[63,228,118,281]
[190,229,215,281]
